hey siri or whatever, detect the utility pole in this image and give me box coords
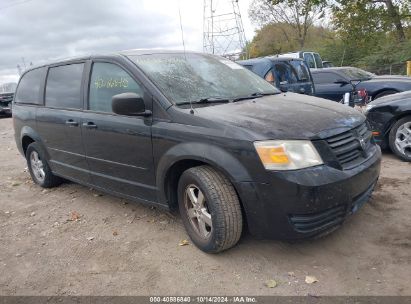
[203,0,247,59]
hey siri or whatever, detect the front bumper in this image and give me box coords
[236,146,381,239]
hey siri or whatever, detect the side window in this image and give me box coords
[274,64,288,83]
[303,53,315,69]
[312,72,339,84]
[45,63,84,109]
[89,62,143,113]
[15,67,46,104]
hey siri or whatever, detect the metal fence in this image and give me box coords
[365,62,407,75]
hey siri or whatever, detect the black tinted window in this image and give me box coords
[15,68,46,104]
[312,72,339,84]
[45,64,84,109]
[89,62,143,113]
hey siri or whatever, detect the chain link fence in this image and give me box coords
[364,62,407,75]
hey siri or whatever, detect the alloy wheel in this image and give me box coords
[395,122,411,157]
[30,151,46,183]
[184,184,213,239]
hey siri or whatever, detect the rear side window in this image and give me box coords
[303,53,315,69]
[45,63,84,109]
[15,67,46,104]
[313,53,323,69]
[88,62,143,113]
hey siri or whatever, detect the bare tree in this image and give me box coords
[249,0,326,48]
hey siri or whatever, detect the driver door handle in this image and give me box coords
[82,122,97,129]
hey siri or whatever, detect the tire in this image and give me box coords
[178,166,243,253]
[26,142,63,188]
[374,90,398,100]
[388,116,411,162]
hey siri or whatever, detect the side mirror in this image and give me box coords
[112,92,151,116]
[334,79,349,86]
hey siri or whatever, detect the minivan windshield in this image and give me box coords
[128,53,279,105]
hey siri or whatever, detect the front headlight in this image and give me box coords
[254,140,323,170]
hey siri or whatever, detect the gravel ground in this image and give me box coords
[0,116,410,296]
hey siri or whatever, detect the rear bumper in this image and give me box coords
[0,105,12,115]
[236,146,381,239]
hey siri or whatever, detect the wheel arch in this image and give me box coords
[384,112,411,137]
[19,126,49,159]
[156,142,252,210]
[372,89,399,100]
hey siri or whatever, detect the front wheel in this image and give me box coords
[178,166,243,253]
[389,116,411,162]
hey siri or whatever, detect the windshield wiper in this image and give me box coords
[178,97,230,106]
[232,92,278,102]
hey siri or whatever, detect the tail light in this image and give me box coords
[357,88,368,99]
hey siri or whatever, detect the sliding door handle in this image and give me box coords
[82,122,97,129]
[65,120,79,127]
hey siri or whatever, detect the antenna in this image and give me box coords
[178,1,193,114]
[203,0,247,60]
[178,1,187,60]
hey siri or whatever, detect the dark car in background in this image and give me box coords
[365,90,411,161]
[13,50,380,253]
[311,67,411,102]
[0,92,13,116]
[237,57,315,95]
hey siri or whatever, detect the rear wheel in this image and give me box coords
[178,166,243,253]
[26,142,63,188]
[389,116,411,162]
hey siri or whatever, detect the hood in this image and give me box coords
[194,93,365,140]
[369,90,411,106]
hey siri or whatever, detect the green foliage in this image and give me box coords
[247,0,411,74]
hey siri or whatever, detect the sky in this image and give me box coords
[0,0,256,84]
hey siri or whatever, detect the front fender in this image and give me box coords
[155,142,252,204]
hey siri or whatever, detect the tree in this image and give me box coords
[332,0,409,43]
[249,0,327,48]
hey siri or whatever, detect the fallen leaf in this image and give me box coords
[70,211,81,221]
[179,239,190,246]
[265,279,278,288]
[305,275,318,284]
[11,182,20,187]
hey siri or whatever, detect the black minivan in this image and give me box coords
[13,50,381,253]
